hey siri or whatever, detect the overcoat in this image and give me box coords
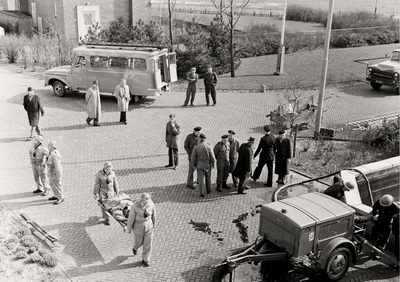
[93,169,119,200]
[85,86,101,119]
[254,134,276,160]
[184,133,198,159]
[229,138,240,173]
[166,121,180,149]
[275,138,291,176]
[114,84,130,112]
[23,94,44,126]
[233,143,253,179]
[191,140,216,170]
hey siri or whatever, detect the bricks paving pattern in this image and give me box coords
[0,67,399,282]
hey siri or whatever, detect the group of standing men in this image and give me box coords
[181,124,292,197]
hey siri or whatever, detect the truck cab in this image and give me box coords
[366,49,400,95]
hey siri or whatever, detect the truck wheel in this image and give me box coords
[396,87,399,95]
[212,264,229,282]
[370,82,382,90]
[53,81,65,97]
[323,247,352,282]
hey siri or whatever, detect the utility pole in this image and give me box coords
[374,0,378,14]
[274,0,287,75]
[315,0,335,133]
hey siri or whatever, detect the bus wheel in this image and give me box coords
[53,81,65,97]
[212,264,229,282]
[322,247,352,282]
[370,82,382,90]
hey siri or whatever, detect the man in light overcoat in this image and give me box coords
[47,140,64,205]
[114,78,130,124]
[29,135,50,195]
[86,80,101,126]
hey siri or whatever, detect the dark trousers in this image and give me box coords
[120,112,126,122]
[253,158,273,186]
[86,117,99,125]
[205,84,216,105]
[168,148,179,166]
[184,84,196,105]
[216,160,229,185]
[370,222,392,248]
[231,174,238,187]
[238,174,249,194]
[395,234,399,261]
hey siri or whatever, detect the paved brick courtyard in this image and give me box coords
[0,66,399,282]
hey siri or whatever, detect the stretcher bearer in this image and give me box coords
[93,162,120,225]
[47,141,64,205]
[29,135,50,196]
[127,193,156,267]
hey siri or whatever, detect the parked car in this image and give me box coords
[366,49,400,95]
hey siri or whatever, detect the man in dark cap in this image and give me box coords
[204,65,218,106]
[228,130,240,188]
[275,130,291,184]
[183,67,198,106]
[85,80,101,126]
[23,87,44,139]
[214,134,230,191]
[192,133,216,197]
[233,137,256,194]
[165,114,180,169]
[252,125,276,187]
[184,126,202,189]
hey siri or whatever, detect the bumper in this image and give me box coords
[366,77,399,87]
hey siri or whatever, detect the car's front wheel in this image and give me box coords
[322,247,352,282]
[53,81,65,97]
[370,82,382,90]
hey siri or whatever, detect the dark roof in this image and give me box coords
[0,10,31,18]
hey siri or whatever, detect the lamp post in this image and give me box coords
[274,0,287,75]
[315,0,335,133]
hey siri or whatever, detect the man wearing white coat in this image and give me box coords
[114,78,130,124]
[85,80,101,126]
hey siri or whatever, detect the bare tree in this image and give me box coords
[210,0,250,77]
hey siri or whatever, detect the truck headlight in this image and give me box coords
[366,67,372,76]
[395,73,399,81]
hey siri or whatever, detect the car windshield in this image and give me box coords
[391,51,400,62]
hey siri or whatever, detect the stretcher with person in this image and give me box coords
[97,192,136,231]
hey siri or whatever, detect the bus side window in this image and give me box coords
[110,57,128,69]
[74,56,86,67]
[91,56,109,68]
[128,58,147,70]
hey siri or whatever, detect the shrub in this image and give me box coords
[38,248,51,257]
[0,34,22,63]
[14,246,27,253]
[27,242,41,254]
[20,235,36,248]
[6,242,17,251]
[27,252,44,264]
[15,250,28,259]
[3,234,19,245]
[363,118,399,153]
[41,253,58,267]
[14,227,32,239]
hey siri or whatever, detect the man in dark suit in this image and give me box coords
[23,87,44,139]
[233,137,256,194]
[275,130,291,184]
[203,65,218,106]
[252,125,276,187]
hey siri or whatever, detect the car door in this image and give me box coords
[70,55,88,91]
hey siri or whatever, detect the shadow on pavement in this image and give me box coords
[0,191,41,201]
[1,198,55,210]
[180,264,213,281]
[66,255,141,278]
[42,121,121,131]
[113,166,170,176]
[338,83,398,97]
[0,137,32,143]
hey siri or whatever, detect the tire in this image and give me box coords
[322,247,352,282]
[212,264,229,282]
[53,81,65,97]
[396,87,399,95]
[370,82,382,90]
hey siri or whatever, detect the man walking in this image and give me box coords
[23,87,44,139]
[228,130,240,188]
[275,130,291,184]
[86,80,101,126]
[252,125,276,187]
[233,137,256,195]
[29,135,50,196]
[114,78,130,124]
[165,114,180,169]
[184,126,202,189]
[214,135,230,191]
[47,141,64,205]
[183,67,198,106]
[192,133,216,197]
[204,65,218,106]
[127,192,156,267]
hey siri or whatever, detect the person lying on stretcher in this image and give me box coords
[103,192,135,221]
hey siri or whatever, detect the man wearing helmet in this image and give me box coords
[323,178,355,202]
[370,194,399,251]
